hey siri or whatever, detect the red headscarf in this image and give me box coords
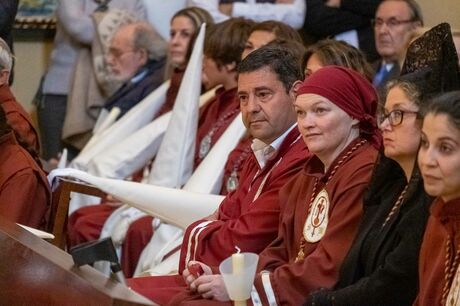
[297,65,381,149]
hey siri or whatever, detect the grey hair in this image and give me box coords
[0,38,13,71]
[132,22,167,61]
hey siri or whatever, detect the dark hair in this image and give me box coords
[204,18,255,68]
[171,7,214,63]
[249,20,303,43]
[0,106,43,167]
[423,91,460,130]
[238,45,303,93]
[267,39,306,79]
[303,39,374,81]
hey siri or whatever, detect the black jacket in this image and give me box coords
[302,0,382,62]
[104,57,166,118]
[305,156,433,306]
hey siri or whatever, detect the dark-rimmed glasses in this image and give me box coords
[378,109,419,127]
[372,18,415,29]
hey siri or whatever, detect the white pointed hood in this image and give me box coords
[71,80,170,170]
[48,168,223,229]
[148,23,206,187]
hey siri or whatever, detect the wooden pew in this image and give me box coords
[0,217,156,306]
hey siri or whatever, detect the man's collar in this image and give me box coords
[251,124,297,169]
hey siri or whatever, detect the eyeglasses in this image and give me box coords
[107,48,136,60]
[378,109,418,127]
[372,18,415,29]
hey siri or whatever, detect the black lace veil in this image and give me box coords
[400,22,460,98]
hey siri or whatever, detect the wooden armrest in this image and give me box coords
[49,178,105,250]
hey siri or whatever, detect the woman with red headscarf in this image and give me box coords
[166,65,381,305]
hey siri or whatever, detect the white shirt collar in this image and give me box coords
[382,61,395,72]
[251,124,297,169]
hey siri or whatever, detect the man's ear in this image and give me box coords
[0,69,10,86]
[290,80,303,98]
[137,48,149,65]
[224,61,237,73]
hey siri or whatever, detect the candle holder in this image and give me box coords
[219,252,259,306]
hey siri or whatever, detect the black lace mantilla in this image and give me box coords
[400,22,460,97]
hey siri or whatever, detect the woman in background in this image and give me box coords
[416,91,460,305]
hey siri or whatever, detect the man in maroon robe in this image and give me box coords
[0,106,50,229]
[67,18,255,276]
[0,38,40,154]
[126,44,311,305]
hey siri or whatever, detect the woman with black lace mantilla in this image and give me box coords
[305,23,460,306]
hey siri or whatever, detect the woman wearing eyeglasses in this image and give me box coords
[305,21,460,305]
[304,77,432,306]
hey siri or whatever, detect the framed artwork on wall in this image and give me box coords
[14,0,57,40]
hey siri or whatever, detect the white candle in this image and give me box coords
[232,247,244,275]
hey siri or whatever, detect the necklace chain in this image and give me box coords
[295,139,367,262]
[381,184,409,228]
[442,237,460,305]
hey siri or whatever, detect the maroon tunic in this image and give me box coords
[127,128,310,305]
[0,85,40,154]
[414,197,460,306]
[0,132,50,229]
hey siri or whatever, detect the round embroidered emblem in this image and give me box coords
[303,189,329,243]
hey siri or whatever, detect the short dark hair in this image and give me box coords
[423,91,460,130]
[238,45,303,93]
[204,17,255,67]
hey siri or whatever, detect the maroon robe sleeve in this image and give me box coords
[253,145,377,305]
[0,168,48,228]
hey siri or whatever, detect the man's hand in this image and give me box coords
[193,274,230,301]
[218,4,233,16]
[183,261,213,288]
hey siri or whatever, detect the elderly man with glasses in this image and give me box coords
[103,21,167,119]
[372,0,423,93]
